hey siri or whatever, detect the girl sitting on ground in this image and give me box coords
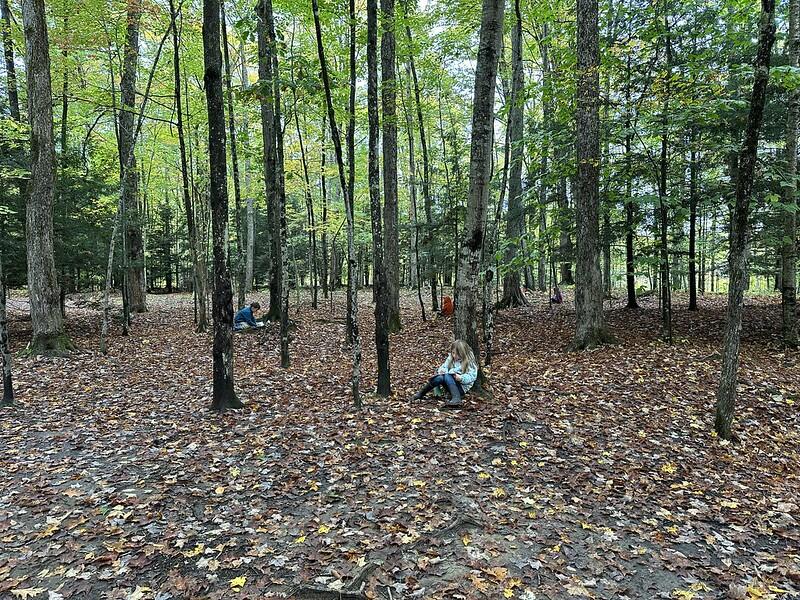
[412,340,478,407]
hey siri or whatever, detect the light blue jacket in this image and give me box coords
[437,355,479,392]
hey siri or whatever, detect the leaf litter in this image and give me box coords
[0,290,798,599]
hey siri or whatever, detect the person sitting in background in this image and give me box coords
[551,286,563,305]
[234,302,262,330]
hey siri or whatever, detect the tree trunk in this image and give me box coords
[454,0,505,382]
[257,0,280,323]
[538,26,552,293]
[22,0,72,355]
[658,0,672,340]
[783,0,799,347]
[406,22,438,312]
[714,0,775,439]
[624,53,638,309]
[120,0,146,314]
[204,0,241,411]
[368,0,391,396]
[320,116,329,299]
[568,0,613,350]
[688,128,699,311]
[313,0,361,407]
[381,0,401,332]
[221,2,246,310]
[0,253,13,405]
[262,0,290,367]
[293,100,319,309]
[170,0,207,332]
[345,0,356,343]
[240,40,255,297]
[499,0,528,309]
[1,0,20,121]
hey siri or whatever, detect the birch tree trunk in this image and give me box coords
[783,0,799,347]
[22,0,72,355]
[714,0,775,439]
[454,0,505,382]
[568,0,613,350]
[203,0,241,411]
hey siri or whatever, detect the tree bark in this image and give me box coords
[22,0,72,355]
[499,0,527,308]
[221,2,246,310]
[454,0,505,382]
[624,52,638,309]
[312,0,362,407]
[783,0,799,347]
[263,0,290,367]
[382,0,401,332]
[320,114,329,299]
[240,39,255,297]
[568,0,613,350]
[257,0,280,323]
[120,0,146,314]
[368,0,391,395]
[714,0,775,439]
[658,0,672,340]
[204,0,241,410]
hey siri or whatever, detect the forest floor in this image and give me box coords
[1,288,799,600]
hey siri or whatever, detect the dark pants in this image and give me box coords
[424,373,465,404]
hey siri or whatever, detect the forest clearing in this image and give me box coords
[2,0,800,594]
[1,291,798,599]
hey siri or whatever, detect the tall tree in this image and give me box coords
[121,0,147,314]
[170,0,208,332]
[220,1,246,310]
[783,0,799,347]
[714,0,776,439]
[454,0,505,380]
[368,0,391,395]
[203,0,241,410]
[240,40,255,298]
[0,252,12,405]
[263,0,290,367]
[1,0,20,121]
[499,0,527,308]
[382,0,401,331]
[22,0,72,355]
[312,0,362,406]
[688,126,699,311]
[568,0,613,350]
[405,20,439,312]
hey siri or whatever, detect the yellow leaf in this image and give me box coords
[493,487,506,498]
[482,566,508,580]
[229,576,246,591]
[720,500,739,509]
[747,586,765,598]
[462,534,471,546]
[215,486,225,495]
[666,525,679,534]
[410,418,422,424]
[229,467,240,478]
[478,472,490,480]
[183,543,204,557]
[318,524,331,534]
[519,441,528,447]
[661,463,677,474]
[503,589,514,598]
[672,590,695,600]
[412,480,426,487]
[294,535,306,544]
[467,574,489,592]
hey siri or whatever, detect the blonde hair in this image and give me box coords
[450,340,477,371]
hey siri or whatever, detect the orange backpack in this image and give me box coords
[441,296,454,316]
